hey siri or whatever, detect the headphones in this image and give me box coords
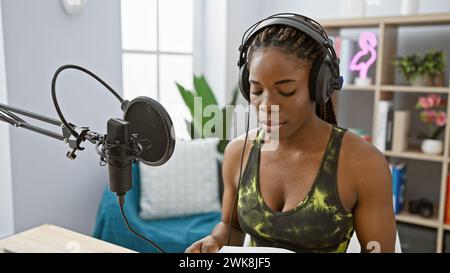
[237,13,344,104]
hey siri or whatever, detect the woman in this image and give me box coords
[186,14,396,253]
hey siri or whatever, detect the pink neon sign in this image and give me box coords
[349,32,377,80]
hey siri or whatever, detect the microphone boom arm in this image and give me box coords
[0,102,103,159]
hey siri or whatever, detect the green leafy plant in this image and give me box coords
[422,50,446,77]
[392,49,446,84]
[392,54,424,82]
[176,75,239,154]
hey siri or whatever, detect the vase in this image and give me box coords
[428,72,445,87]
[410,75,427,86]
[410,73,445,87]
[421,139,443,155]
[400,0,419,16]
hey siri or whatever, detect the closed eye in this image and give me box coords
[251,90,263,96]
[279,90,296,97]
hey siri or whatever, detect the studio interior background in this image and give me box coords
[1,0,450,253]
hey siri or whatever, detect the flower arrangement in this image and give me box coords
[416,94,447,139]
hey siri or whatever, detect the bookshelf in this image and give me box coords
[320,12,450,253]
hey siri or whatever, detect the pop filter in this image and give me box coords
[122,96,175,166]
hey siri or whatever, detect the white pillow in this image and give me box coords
[139,138,221,220]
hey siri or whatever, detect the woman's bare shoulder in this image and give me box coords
[222,128,259,186]
[340,129,391,188]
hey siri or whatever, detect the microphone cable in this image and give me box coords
[226,102,251,246]
[118,196,165,253]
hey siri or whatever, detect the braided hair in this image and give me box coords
[247,24,337,125]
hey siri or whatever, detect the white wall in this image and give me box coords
[0,0,14,238]
[1,0,123,235]
[199,0,228,105]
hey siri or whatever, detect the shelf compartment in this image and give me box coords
[395,210,440,229]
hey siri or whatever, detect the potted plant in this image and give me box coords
[422,50,446,86]
[415,94,447,155]
[392,49,447,87]
[176,75,239,155]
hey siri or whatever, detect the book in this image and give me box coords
[374,100,392,152]
[385,106,394,150]
[392,163,407,214]
[336,37,356,86]
[392,111,410,153]
[218,246,294,253]
[445,174,450,225]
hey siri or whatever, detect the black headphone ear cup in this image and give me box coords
[239,65,251,102]
[309,56,334,104]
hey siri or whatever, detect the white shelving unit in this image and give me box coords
[321,12,450,253]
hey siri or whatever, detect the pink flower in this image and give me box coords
[436,111,447,127]
[428,94,442,108]
[423,110,437,123]
[417,97,431,109]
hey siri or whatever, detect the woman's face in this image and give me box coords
[248,47,315,139]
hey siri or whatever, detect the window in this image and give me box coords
[121,0,196,139]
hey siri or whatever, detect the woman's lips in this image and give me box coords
[259,120,287,130]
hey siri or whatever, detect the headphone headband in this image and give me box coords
[238,14,339,74]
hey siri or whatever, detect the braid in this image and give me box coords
[315,100,337,126]
[247,22,338,125]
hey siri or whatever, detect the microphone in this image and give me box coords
[102,96,176,205]
[105,118,133,202]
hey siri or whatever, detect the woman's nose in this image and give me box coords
[260,93,280,114]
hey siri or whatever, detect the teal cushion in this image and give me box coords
[93,163,221,253]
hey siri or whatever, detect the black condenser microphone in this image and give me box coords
[105,118,133,202]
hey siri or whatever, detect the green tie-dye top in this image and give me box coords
[237,125,354,253]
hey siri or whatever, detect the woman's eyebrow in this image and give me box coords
[274,79,296,85]
[249,79,296,85]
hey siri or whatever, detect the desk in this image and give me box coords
[0,224,136,253]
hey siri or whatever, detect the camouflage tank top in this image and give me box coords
[237,125,354,253]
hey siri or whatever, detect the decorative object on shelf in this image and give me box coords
[408,198,434,218]
[392,110,410,153]
[176,75,239,154]
[421,50,446,87]
[415,94,447,155]
[392,50,447,87]
[400,0,419,16]
[392,163,407,215]
[339,0,365,18]
[349,32,377,86]
[61,0,87,16]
